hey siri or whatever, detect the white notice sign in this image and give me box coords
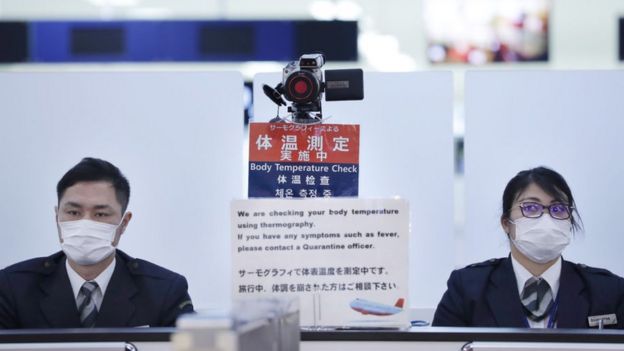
[231,198,409,327]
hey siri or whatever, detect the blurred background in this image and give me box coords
[2,0,623,172]
[2,0,622,215]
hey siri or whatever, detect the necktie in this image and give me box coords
[521,277,553,322]
[77,281,99,327]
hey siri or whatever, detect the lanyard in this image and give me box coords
[524,298,559,329]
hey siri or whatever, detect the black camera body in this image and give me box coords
[264,53,364,123]
[282,54,325,116]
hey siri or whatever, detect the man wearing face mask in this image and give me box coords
[433,167,624,328]
[0,157,194,328]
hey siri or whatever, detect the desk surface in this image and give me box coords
[0,327,623,343]
[302,327,624,343]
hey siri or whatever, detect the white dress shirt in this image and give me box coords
[66,256,116,311]
[511,255,561,328]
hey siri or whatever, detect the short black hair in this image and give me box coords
[57,157,130,212]
[501,166,582,232]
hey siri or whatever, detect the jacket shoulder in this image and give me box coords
[1,252,64,275]
[571,261,624,283]
[116,250,184,281]
[575,262,618,276]
[567,261,624,308]
[449,257,507,286]
[463,257,506,270]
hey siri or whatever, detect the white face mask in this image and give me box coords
[510,216,572,264]
[58,219,120,265]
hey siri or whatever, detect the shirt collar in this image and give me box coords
[65,255,117,299]
[511,254,562,299]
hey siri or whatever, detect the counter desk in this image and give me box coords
[1,327,623,351]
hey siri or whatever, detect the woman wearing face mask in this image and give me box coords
[432,167,624,328]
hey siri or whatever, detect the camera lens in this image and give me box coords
[294,81,308,94]
[284,71,320,104]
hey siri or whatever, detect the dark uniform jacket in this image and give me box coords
[432,256,624,328]
[0,250,193,328]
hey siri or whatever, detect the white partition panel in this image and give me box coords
[254,72,454,308]
[464,70,624,277]
[0,71,244,310]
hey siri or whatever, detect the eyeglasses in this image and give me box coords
[518,202,573,220]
